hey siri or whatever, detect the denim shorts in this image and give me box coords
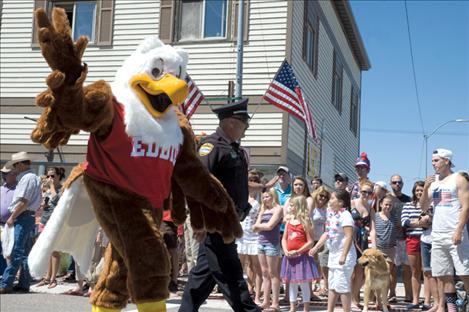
[258,242,281,257]
[420,241,432,272]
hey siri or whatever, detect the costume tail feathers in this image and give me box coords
[28,175,99,278]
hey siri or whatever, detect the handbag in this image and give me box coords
[1,224,15,258]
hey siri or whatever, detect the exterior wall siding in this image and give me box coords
[289,0,361,186]
[0,0,288,164]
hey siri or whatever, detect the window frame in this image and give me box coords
[160,0,249,45]
[331,50,343,114]
[302,0,319,78]
[32,0,114,47]
[178,0,229,42]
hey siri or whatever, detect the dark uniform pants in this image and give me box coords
[179,233,261,312]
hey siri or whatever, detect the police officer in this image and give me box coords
[180,98,260,312]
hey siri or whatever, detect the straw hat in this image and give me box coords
[5,151,33,168]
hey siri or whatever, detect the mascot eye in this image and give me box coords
[151,67,162,79]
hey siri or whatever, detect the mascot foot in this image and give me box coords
[137,300,166,312]
[91,305,121,312]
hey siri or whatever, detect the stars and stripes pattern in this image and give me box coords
[181,75,204,119]
[263,59,318,140]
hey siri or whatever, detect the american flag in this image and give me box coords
[181,75,204,119]
[263,60,318,140]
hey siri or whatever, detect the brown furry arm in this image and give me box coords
[172,111,243,243]
[169,178,187,225]
[32,8,113,149]
[172,111,230,213]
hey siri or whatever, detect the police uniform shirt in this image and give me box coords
[198,127,249,215]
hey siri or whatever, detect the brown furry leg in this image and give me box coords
[84,175,171,308]
[91,244,129,309]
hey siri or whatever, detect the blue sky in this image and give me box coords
[350,0,469,194]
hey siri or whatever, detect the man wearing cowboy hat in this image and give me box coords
[0,151,41,294]
[0,164,17,274]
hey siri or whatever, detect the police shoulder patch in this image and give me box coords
[199,143,214,156]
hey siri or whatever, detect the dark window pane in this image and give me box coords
[204,0,227,38]
[306,27,313,66]
[73,2,96,41]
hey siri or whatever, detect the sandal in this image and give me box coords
[388,295,397,303]
[35,278,50,287]
[47,280,58,289]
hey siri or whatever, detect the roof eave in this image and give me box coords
[332,0,371,71]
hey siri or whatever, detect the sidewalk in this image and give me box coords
[30,276,424,312]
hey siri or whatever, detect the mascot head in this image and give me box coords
[112,36,189,148]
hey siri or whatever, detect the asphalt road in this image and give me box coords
[0,281,416,312]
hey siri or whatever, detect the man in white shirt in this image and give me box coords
[0,152,41,294]
[420,148,469,312]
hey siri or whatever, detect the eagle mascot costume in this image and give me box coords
[28,8,243,312]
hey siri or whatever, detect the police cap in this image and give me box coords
[212,98,250,122]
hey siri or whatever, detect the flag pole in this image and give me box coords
[235,0,245,98]
[302,122,308,177]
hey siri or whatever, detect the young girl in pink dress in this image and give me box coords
[281,195,319,312]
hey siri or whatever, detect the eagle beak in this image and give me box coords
[129,73,188,118]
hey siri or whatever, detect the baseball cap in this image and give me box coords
[355,152,370,168]
[334,173,349,182]
[432,148,455,167]
[375,181,388,191]
[276,166,290,174]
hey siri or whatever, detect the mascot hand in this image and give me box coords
[32,8,113,149]
[35,8,87,84]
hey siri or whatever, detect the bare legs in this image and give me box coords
[408,253,422,305]
[258,253,280,309]
[239,254,263,304]
[351,265,364,308]
[328,290,351,312]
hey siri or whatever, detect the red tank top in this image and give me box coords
[84,98,180,209]
[286,222,308,251]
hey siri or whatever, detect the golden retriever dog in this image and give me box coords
[358,248,391,312]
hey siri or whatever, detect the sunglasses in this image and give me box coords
[335,179,344,183]
[391,181,402,185]
[47,175,56,178]
[319,194,328,200]
[360,190,372,195]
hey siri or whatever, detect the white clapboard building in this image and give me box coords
[0,0,370,186]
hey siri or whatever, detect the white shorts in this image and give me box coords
[394,239,408,266]
[328,265,354,294]
[431,231,469,277]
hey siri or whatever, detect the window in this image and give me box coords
[53,1,96,41]
[302,1,319,77]
[32,0,114,46]
[159,0,249,43]
[179,0,227,41]
[331,50,343,113]
[350,86,359,136]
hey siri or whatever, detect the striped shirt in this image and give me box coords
[375,211,399,249]
[401,201,423,237]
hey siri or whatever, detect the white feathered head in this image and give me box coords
[111,36,189,148]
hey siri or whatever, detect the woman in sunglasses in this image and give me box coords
[350,180,376,310]
[35,167,66,289]
[310,186,331,298]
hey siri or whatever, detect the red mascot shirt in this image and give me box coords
[84,98,180,209]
